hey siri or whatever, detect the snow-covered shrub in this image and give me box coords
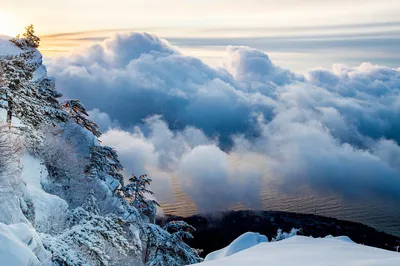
[38,125,87,181]
[61,121,95,156]
[163,220,196,241]
[41,233,88,266]
[0,123,23,178]
[44,194,140,266]
[272,228,300,242]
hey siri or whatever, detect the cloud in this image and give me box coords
[88,109,119,132]
[48,32,400,212]
[100,116,264,212]
[223,46,303,86]
[49,32,284,146]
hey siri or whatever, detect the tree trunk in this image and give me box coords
[6,99,12,129]
[144,239,152,264]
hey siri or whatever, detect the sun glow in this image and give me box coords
[0,12,21,37]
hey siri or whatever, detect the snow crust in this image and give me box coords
[195,235,400,266]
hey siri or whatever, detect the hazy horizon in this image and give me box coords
[3,0,400,70]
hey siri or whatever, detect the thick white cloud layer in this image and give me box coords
[48,32,400,212]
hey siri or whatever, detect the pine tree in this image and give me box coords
[62,99,101,137]
[37,77,68,123]
[144,223,202,266]
[122,173,160,211]
[10,24,40,49]
[87,145,124,186]
[81,189,100,215]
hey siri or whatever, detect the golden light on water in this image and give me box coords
[0,12,21,37]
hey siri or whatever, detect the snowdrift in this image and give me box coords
[205,232,268,261]
[195,235,400,266]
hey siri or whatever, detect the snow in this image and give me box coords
[194,235,400,266]
[0,36,22,56]
[0,109,29,224]
[0,183,29,225]
[21,154,69,232]
[205,232,268,261]
[0,35,46,84]
[0,222,51,266]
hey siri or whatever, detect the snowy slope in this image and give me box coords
[0,35,202,266]
[0,35,21,56]
[21,154,69,232]
[0,223,51,266]
[194,235,400,266]
[0,37,66,263]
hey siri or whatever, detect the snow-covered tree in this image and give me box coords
[144,224,202,266]
[36,76,68,123]
[0,51,36,127]
[43,195,139,266]
[163,220,196,241]
[62,99,101,138]
[122,173,160,210]
[86,145,124,186]
[81,189,100,215]
[39,125,87,181]
[0,123,23,176]
[0,50,67,129]
[10,24,41,49]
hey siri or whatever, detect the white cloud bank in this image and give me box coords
[48,32,400,212]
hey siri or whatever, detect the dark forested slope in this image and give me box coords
[158,210,400,256]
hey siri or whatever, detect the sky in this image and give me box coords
[2,0,400,70]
